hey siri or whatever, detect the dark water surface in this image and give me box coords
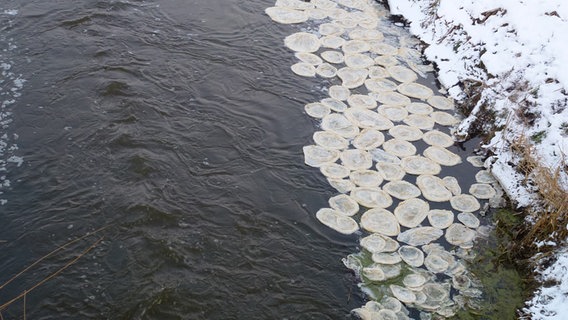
[0,0,366,318]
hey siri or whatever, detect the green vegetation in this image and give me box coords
[530,130,547,143]
[452,208,528,320]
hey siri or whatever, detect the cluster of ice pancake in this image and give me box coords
[266,0,504,319]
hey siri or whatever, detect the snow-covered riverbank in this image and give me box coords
[384,0,568,317]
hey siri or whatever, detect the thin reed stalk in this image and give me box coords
[0,236,104,312]
[0,225,109,290]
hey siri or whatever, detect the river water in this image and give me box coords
[0,0,370,318]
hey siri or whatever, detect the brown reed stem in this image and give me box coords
[0,225,109,290]
[0,236,104,312]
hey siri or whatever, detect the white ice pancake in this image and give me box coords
[376,162,406,181]
[388,125,424,142]
[350,169,384,187]
[377,105,408,122]
[337,67,368,89]
[401,156,442,175]
[431,111,459,126]
[321,113,359,138]
[352,129,385,150]
[424,146,462,166]
[351,187,393,208]
[344,108,394,130]
[450,194,481,212]
[320,163,350,179]
[328,85,350,101]
[398,245,425,267]
[321,98,348,112]
[374,55,398,66]
[445,223,477,247]
[316,208,359,234]
[329,194,360,216]
[340,149,373,170]
[319,22,344,36]
[406,102,433,115]
[360,208,400,236]
[347,94,377,109]
[321,50,345,64]
[295,52,323,65]
[398,82,434,100]
[375,92,412,106]
[457,212,480,229]
[394,198,429,228]
[327,178,355,193]
[365,78,399,92]
[321,35,346,49]
[427,209,454,229]
[416,175,453,202]
[387,65,418,83]
[383,180,421,200]
[403,114,435,130]
[342,40,371,54]
[397,227,444,246]
[303,145,340,167]
[265,7,310,24]
[345,53,375,68]
[315,63,337,78]
[368,66,389,79]
[291,62,316,77]
[313,130,349,150]
[428,95,454,110]
[371,43,398,55]
[469,183,497,199]
[422,130,454,148]
[304,102,330,118]
[284,32,321,52]
[382,138,417,158]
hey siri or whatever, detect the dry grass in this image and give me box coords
[0,226,108,317]
[511,135,568,250]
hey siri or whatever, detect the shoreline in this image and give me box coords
[380,0,568,317]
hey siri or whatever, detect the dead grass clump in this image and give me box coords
[511,135,568,250]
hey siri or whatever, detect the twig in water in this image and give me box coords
[0,225,109,290]
[0,236,104,312]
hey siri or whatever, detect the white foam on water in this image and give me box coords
[0,10,24,205]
